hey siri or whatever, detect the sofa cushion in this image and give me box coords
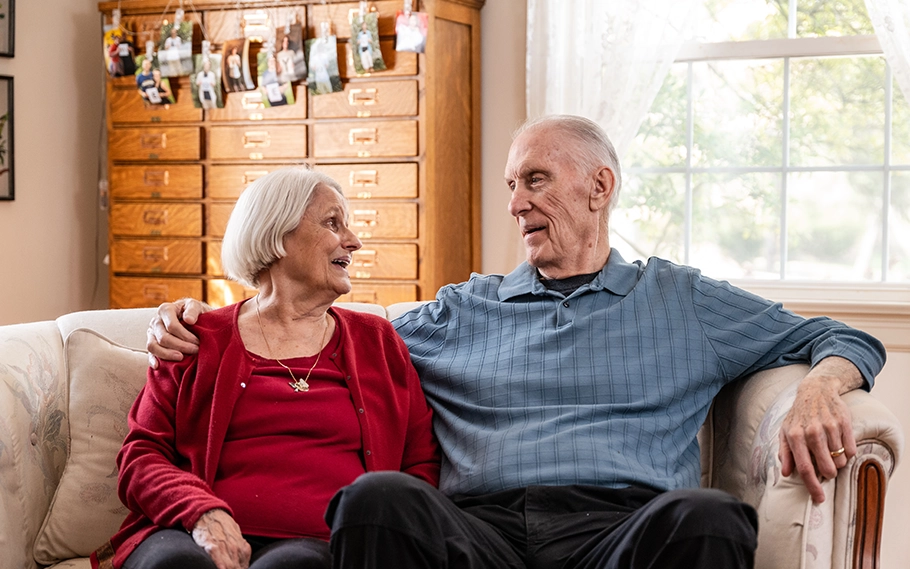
[33,329,148,564]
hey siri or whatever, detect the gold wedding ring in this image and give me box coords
[830,447,846,458]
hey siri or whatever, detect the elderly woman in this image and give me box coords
[92,168,439,569]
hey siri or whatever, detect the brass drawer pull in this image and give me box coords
[352,209,378,227]
[348,128,377,146]
[352,249,377,268]
[243,170,270,184]
[142,284,169,302]
[143,169,170,186]
[142,210,168,226]
[142,246,168,262]
[348,88,378,106]
[140,133,167,149]
[351,290,379,303]
[350,169,378,187]
[243,131,271,148]
[242,92,265,110]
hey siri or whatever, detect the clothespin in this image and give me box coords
[201,40,211,58]
[403,0,413,16]
[112,8,121,28]
[174,8,184,26]
[265,36,275,56]
[285,13,293,35]
[145,40,156,60]
[359,1,368,18]
[320,20,331,42]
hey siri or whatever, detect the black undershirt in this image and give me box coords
[537,271,600,296]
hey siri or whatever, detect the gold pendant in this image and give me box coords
[289,378,310,392]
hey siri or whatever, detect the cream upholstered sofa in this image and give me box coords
[0,304,903,569]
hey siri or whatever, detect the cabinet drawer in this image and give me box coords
[209,86,308,122]
[317,163,417,199]
[110,277,203,309]
[207,165,283,199]
[207,203,236,237]
[110,165,203,200]
[339,40,417,78]
[207,240,224,275]
[308,1,400,38]
[348,202,417,239]
[110,239,203,274]
[111,203,203,237]
[209,125,307,161]
[314,120,416,158]
[350,244,417,280]
[109,86,203,124]
[207,279,258,308]
[313,80,417,118]
[338,284,417,305]
[206,7,304,45]
[109,127,201,161]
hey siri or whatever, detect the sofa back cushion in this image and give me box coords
[33,329,148,564]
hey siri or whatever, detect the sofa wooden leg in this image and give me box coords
[853,459,886,569]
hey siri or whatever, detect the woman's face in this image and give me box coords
[276,184,362,298]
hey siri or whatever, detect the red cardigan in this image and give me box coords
[92,302,440,569]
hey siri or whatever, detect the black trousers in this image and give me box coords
[123,529,331,569]
[326,471,758,569]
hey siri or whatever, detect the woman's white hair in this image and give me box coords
[514,115,623,213]
[221,167,345,288]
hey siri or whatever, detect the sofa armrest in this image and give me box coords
[703,365,903,569]
[0,321,69,569]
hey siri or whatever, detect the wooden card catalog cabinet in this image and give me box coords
[100,0,483,309]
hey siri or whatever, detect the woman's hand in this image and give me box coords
[191,509,252,569]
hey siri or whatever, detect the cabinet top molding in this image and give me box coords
[99,0,485,13]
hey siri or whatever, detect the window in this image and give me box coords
[614,0,910,285]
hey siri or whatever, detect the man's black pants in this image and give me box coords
[326,471,757,569]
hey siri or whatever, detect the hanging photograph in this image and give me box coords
[222,38,256,93]
[395,10,428,54]
[349,11,385,75]
[306,35,343,95]
[257,51,295,107]
[0,0,13,58]
[0,76,13,200]
[192,54,224,109]
[158,20,194,77]
[103,27,136,77]
[275,22,307,83]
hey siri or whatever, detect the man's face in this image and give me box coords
[504,125,611,279]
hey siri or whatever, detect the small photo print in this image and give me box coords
[222,38,257,93]
[257,51,295,107]
[135,56,175,105]
[350,12,386,75]
[276,23,307,83]
[158,20,194,77]
[306,36,343,95]
[192,54,224,109]
[395,11,428,54]
[104,26,137,77]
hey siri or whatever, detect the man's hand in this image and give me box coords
[146,298,209,368]
[191,509,251,569]
[778,356,865,503]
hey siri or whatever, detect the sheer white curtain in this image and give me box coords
[526,0,700,159]
[864,0,910,102]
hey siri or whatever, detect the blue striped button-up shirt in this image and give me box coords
[393,250,886,496]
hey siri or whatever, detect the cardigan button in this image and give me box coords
[365,450,371,456]
[358,408,364,414]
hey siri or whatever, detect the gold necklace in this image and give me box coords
[255,296,330,393]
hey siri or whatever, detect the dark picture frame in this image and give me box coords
[0,76,14,200]
[0,0,14,58]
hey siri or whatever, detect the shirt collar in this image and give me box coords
[498,249,642,301]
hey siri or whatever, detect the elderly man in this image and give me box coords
[149,115,885,568]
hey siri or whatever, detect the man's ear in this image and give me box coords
[589,166,616,213]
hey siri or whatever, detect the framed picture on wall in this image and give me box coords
[0,76,14,200]
[0,0,13,57]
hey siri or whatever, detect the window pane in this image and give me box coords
[889,173,910,282]
[626,64,688,169]
[786,171,883,280]
[891,78,910,166]
[796,0,874,37]
[789,56,885,167]
[691,173,781,278]
[696,0,787,42]
[693,59,783,167]
[612,174,685,264]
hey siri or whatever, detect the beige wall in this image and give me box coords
[0,1,907,565]
[0,0,106,326]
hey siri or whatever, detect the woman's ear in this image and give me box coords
[589,167,616,213]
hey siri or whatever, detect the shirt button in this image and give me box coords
[563,301,570,308]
